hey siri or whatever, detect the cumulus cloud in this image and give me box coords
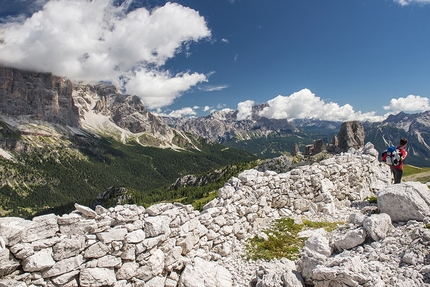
[164,107,197,118]
[203,106,211,112]
[221,38,229,43]
[394,0,430,5]
[383,95,430,114]
[0,0,211,109]
[236,100,255,120]
[259,89,383,122]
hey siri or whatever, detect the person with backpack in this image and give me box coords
[390,138,408,184]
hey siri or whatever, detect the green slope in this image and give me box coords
[0,133,258,218]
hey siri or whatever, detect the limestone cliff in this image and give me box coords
[0,66,189,148]
[0,67,79,127]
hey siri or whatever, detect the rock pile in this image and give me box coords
[1,143,429,287]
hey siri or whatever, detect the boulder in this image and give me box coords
[378,182,430,222]
[362,213,392,241]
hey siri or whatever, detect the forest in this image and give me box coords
[0,133,258,218]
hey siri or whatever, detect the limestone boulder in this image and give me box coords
[363,213,392,241]
[378,182,430,222]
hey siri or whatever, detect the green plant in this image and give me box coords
[245,218,343,261]
[425,224,430,229]
[364,196,378,204]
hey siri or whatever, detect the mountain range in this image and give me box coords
[1,66,429,216]
[166,102,430,166]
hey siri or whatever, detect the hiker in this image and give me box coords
[391,138,408,184]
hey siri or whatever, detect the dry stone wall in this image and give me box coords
[2,142,429,287]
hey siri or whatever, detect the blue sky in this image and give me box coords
[1,0,430,121]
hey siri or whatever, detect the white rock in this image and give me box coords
[378,182,430,222]
[79,267,116,287]
[363,213,392,241]
[116,262,139,280]
[125,229,145,243]
[144,216,172,237]
[333,228,367,251]
[42,254,84,278]
[22,248,55,272]
[74,203,97,218]
[96,228,128,243]
[0,248,20,276]
[178,257,232,287]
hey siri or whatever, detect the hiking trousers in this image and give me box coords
[391,166,403,184]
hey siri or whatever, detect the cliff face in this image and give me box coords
[0,67,79,127]
[0,66,181,148]
[73,83,173,139]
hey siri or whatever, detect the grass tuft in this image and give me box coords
[245,218,343,261]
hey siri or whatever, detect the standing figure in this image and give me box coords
[391,138,408,184]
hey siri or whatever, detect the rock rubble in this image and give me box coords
[1,142,430,287]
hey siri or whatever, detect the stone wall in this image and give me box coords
[0,143,394,287]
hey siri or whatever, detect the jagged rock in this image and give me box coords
[0,248,20,276]
[42,254,84,278]
[21,214,59,243]
[362,213,392,241]
[52,235,85,261]
[338,121,364,152]
[378,181,430,222]
[22,248,55,272]
[79,267,116,287]
[333,227,367,251]
[144,216,172,237]
[84,242,110,259]
[74,203,98,218]
[0,279,27,287]
[178,257,232,287]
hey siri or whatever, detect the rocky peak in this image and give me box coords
[338,120,365,152]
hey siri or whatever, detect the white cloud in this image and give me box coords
[125,69,207,108]
[394,0,430,5]
[259,89,384,122]
[236,100,255,120]
[383,95,430,114]
[198,85,228,92]
[221,38,229,43]
[0,0,211,109]
[165,107,197,118]
[203,106,211,112]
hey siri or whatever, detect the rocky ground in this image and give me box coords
[1,143,430,287]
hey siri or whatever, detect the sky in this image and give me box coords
[0,0,430,122]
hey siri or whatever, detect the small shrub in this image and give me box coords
[365,196,378,204]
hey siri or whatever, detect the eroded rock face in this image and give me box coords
[338,121,365,152]
[1,146,429,287]
[0,67,79,127]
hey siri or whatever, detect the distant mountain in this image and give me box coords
[167,104,430,166]
[0,66,257,217]
[364,111,430,166]
[0,66,199,149]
